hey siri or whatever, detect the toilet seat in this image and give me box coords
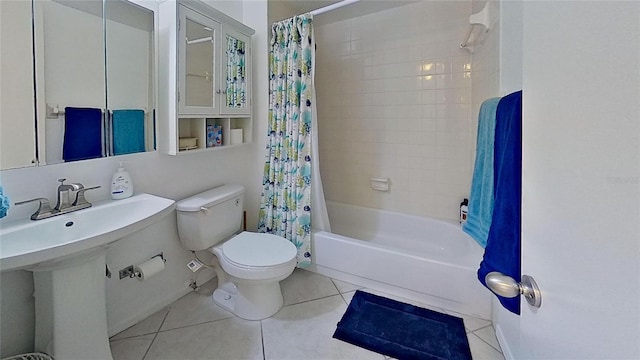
[223,232,297,268]
[213,232,297,281]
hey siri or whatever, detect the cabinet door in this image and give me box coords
[220,25,251,115]
[0,0,37,169]
[178,5,220,116]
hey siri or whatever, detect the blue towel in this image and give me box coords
[63,107,103,162]
[477,90,522,315]
[463,97,501,248]
[0,186,10,218]
[112,109,145,155]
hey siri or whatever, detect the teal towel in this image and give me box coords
[0,186,10,218]
[112,109,145,155]
[462,97,501,247]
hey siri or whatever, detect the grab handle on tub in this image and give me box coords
[370,177,390,192]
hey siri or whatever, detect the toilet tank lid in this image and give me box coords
[176,184,245,212]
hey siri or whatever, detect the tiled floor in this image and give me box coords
[110,269,505,360]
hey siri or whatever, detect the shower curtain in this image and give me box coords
[258,14,330,268]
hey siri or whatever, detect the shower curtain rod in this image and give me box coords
[309,0,360,16]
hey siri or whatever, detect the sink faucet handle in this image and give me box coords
[15,198,54,220]
[58,178,67,185]
[73,185,101,206]
[15,197,50,206]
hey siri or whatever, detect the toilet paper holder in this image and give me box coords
[118,253,166,279]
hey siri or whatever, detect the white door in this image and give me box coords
[518,1,640,359]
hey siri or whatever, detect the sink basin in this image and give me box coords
[0,193,175,360]
[0,193,175,271]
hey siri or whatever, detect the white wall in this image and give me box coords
[267,0,297,25]
[470,0,500,162]
[315,1,473,221]
[0,1,268,357]
[242,0,269,241]
[202,0,243,22]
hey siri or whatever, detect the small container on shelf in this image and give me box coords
[207,125,222,147]
[179,137,198,151]
[230,129,243,145]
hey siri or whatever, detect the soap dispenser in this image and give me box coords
[111,162,133,199]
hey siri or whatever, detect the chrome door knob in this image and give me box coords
[485,272,542,308]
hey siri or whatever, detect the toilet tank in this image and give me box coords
[176,184,245,251]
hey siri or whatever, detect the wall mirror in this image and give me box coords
[0,0,157,170]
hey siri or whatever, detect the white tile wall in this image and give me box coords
[315,1,474,220]
[470,0,501,198]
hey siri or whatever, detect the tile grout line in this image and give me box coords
[155,314,235,334]
[141,308,171,360]
[260,320,266,360]
[338,292,349,305]
[283,292,342,308]
[110,331,157,342]
[471,323,495,333]
[468,327,503,354]
[330,279,350,305]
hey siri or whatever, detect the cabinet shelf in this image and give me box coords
[176,116,251,154]
[175,141,249,155]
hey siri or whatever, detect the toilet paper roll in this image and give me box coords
[134,256,165,281]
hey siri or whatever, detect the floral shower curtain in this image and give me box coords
[258,14,314,267]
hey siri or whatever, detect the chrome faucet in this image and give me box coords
[55,179,84,211]
[15,180,101,220]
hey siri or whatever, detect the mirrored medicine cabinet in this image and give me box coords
[0,0,157,171]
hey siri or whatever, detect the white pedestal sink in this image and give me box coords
[0,193,175,360]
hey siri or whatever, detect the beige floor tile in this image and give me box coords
[443,309,492,332]
[467,333,506,360]
[331,278,364,293]
[262,295,385,360]
[280,268,339,306]
[110,334,154,360]
[160,289,233,331]
[111,308,169,341]
[473,325,502,353]
[341,290,357,305]
[109,270,501,360]
[147,317,263,360]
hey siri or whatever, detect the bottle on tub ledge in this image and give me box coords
[459,198,468,224]
[111,162,134,200]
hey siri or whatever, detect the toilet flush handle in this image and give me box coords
[200,206,210,214]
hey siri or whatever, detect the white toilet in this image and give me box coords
[176,184,297,320]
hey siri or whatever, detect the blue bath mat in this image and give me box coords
[333,291,471,360]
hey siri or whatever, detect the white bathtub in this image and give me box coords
[310,201,492,319]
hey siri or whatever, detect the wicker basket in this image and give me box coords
[1,353,53,360]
